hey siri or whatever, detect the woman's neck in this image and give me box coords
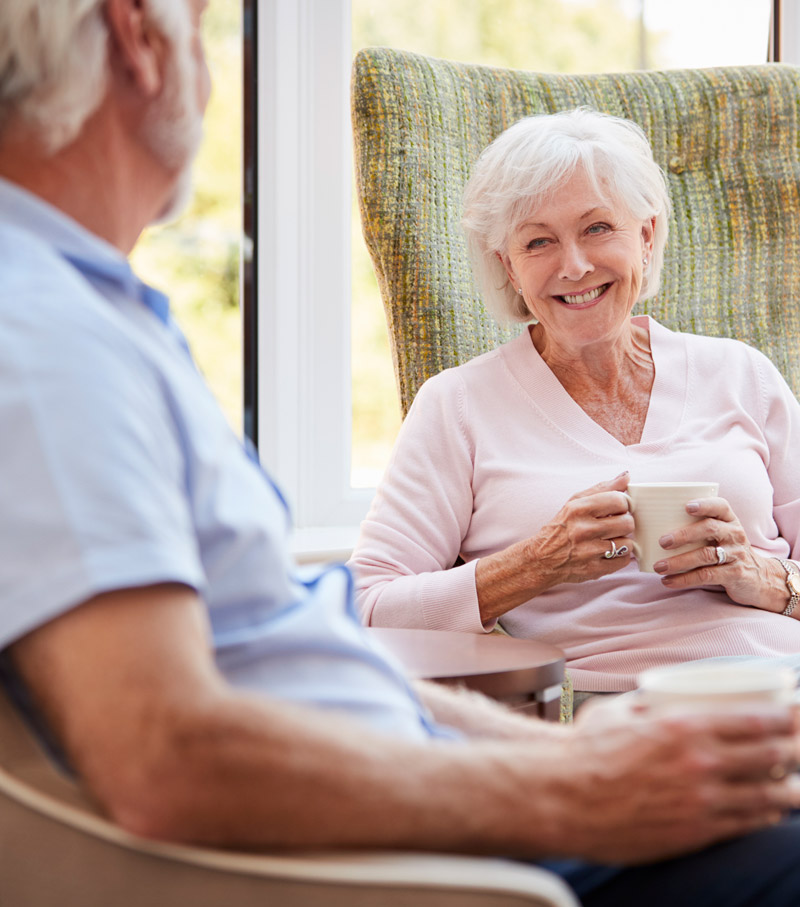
[529,320,656,446]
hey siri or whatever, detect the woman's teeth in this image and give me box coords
[561,284,608,305]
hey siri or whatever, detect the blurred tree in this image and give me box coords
[131,0,243,433]
[353,0,660,72]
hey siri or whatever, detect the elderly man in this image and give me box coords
[1,2,800,905]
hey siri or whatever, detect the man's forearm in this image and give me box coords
[80,687,800,867]
[107,684,570,856]
[12,586,800,865]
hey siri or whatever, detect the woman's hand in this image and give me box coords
[653,496,791,614]
[475,472,634,624]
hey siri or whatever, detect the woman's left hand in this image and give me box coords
[653,496,790,613]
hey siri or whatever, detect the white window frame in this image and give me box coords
[781,1,800,60]
[255,0,368,560]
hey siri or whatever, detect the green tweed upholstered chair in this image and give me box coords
[352,48,800,417]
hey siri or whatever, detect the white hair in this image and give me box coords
[461,108,672,323]
[0,0,192,154]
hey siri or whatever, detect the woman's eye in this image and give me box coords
[526,237,548,250]
[587,223,611,235]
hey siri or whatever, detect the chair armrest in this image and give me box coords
[0,685,578,906]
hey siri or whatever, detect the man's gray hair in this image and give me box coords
[461,108,672,323]
[0,0,190,154]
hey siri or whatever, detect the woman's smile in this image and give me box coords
[557,282,611,306]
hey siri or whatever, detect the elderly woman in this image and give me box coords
[348,107,800,697]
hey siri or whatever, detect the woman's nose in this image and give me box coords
[558,242,593,281]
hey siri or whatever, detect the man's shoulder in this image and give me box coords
[0,224,136,362]
[0,220,69,278]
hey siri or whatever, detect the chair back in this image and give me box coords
[352,48,800,415]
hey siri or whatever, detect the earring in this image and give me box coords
[642,256,649,267]
[517,287,523,295]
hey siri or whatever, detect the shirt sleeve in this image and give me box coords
[348,371,491,633]
[754,348,800,558]
[0,299,205,648]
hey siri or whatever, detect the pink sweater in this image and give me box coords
[349,317,800,692]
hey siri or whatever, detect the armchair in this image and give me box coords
[0,685,579,906]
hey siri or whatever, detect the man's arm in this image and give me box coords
[9,585,800,863]
[413,679,567,740]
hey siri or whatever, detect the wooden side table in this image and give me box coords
[367,628,566,721]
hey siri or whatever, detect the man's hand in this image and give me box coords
[553,695,800,863]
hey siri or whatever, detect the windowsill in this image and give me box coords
[290,525,360,565]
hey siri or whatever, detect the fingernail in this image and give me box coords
[653,560,668,573]
[659,534,674,548]
[686,501,700,514]
[615,470,630,479]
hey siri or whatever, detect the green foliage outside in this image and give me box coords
[131,0,243,434]
[351,0,661,485]
[353,0,655,72]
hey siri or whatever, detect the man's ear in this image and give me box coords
[105,0,167,98]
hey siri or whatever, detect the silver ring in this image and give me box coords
[614,545,630,559]
[715,546,728,565]
[604,540,618,559]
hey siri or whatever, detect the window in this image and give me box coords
[133,0,242,434]
[249,0,366,559]
[249,0,775,559]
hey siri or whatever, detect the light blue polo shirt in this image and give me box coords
[0,178,449,743]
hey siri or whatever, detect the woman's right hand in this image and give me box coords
[475,472,634,624]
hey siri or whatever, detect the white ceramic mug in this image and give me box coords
[625,482,719,572]
[637,662,797,714]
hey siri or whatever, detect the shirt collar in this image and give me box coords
[0,176,171,325]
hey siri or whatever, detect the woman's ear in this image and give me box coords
[642,216,656,258]
[496,251,517,290]
[105,0,168,98]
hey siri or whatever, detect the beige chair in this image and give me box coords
[0,686,579,906]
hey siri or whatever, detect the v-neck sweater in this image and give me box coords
[350,316,800,692]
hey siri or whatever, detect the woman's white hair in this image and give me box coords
[461,107,671,323]
[0,0,192,154]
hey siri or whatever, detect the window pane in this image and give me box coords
[643,0,771,68]
[350,0,770,488]
[131,0,243,435]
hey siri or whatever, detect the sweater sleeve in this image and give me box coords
[348,371,491,633]
[754,349,800,557]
